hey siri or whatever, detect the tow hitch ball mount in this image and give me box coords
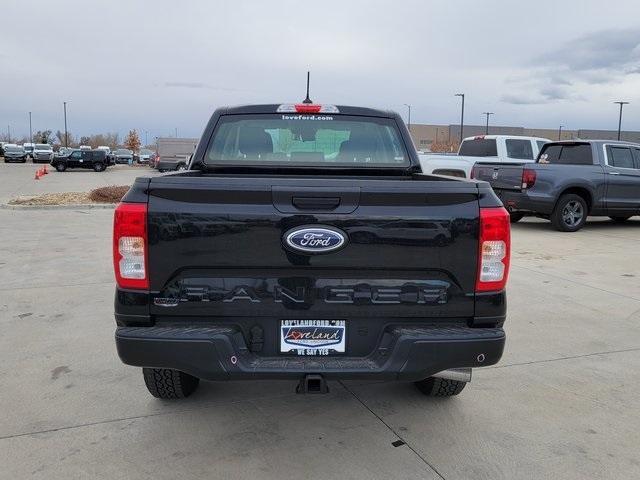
[296,374,329,394]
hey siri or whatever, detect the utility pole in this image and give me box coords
[558,125,564,140]
[144,130,149,146]
[614,101,629,141]
[63,101,69,147]
[175,127,178,138]
[7,125,10,143]
[403,104,412,132]
[482,112,494,135]
[455,93,465,144]
[29,112,33,144]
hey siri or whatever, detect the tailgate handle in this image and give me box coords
[292,196,341,210]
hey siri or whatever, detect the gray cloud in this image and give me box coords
[500,94,551,106]
[537,28,640,71]
[164,81,210,89]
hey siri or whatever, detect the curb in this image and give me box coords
[0,203,116,211]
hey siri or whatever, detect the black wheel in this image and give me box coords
[142,368,199,399]
[55,163,66,172]
[551,194,588,232]
[414,377,467,397]
[509,212,525,223]
[176,163,187,171]
[93,162,105,172]
[610,216,632,223]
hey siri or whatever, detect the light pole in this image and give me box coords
[455,93,465,144]
[482,112,494,135]
[7,125,10,143]
[174,127,178,138]
[29,112,33,145]
[144,130,149,146]
[403,104,412,132]
[558,125,564,140]
[63,101,69,147]
[614,101,629,141]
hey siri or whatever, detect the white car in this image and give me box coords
[32,143,54,163]
[419,135,551,178]
[96,146,111,154]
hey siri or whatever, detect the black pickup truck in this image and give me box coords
[113,103,510,399]
[472,140,640,231]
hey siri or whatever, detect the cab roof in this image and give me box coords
[219,104,399,118]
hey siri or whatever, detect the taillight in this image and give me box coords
[470,166,477,179]
[476,207,510,292]
[277,104,340,114]
[522,168,536,189]
[113,202,148,289]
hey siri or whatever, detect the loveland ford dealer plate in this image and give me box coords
[280,319,346,356]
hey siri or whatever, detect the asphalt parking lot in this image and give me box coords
[1,163,639,479]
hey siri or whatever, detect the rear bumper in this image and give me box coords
[496,190,554,215]
[115,324,505,382]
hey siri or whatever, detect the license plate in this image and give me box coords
[280,320,346,356]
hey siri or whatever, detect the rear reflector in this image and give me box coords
[476,207,510,292]
[277,104,340,114]
[522,168,536,189]
[113,202,148,290]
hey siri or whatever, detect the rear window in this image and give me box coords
[458,138,497,157]
[538,144,593,165]
[205,114,408,166]
[505,139,533,160]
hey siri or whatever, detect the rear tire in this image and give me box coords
[509,212,525,223]
[414,377,467,397]
[142,368,199,399]
[551,194,588,232]
[610,216,632,223]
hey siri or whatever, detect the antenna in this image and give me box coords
[302,71,312,104]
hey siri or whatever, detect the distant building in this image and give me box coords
[409,124,640,150]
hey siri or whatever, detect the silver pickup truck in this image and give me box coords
[472,140,640,231]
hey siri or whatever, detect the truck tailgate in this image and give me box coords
[146,175,480,323]
[473,163,525,191]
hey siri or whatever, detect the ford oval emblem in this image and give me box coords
[284,226,347,254]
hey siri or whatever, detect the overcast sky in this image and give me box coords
[2,0,640,140]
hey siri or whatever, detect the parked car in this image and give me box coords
[3,144,28,162]
[155,137,198,171]
[472,140,640,231]
[79,145,92,151]
[136,148,154,164]
[419,135,550,178]
[113,148,134,164]
[113,102,510,400]
[96,146,111,154]
[51,148,109,172]
[23,143,35,159]
[0,142,6,156]
[32,143,54,163]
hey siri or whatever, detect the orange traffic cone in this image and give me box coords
[34,170,41,180]
[43,165,48,174]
